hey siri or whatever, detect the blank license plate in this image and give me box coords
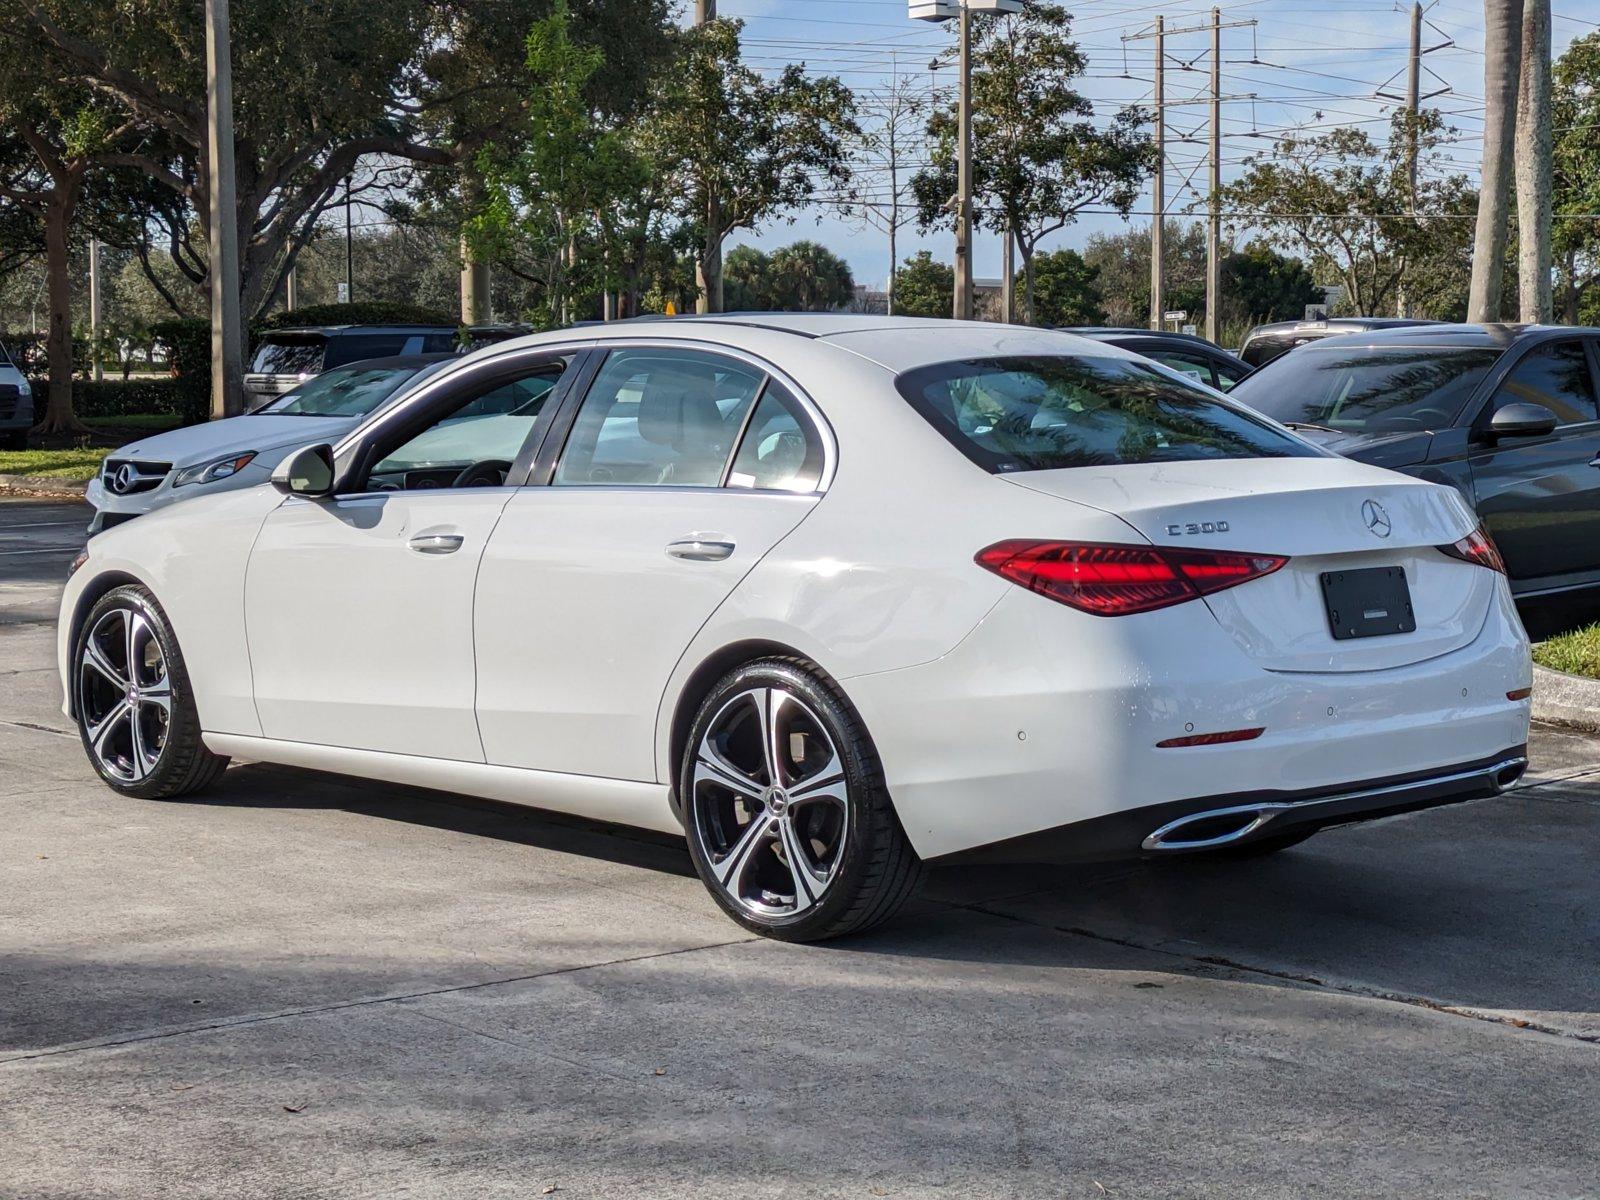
[1320,566,1416,640]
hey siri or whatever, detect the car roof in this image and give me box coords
[259,325,457,338]
[1286,322,1600,352]
[465,314,1135,375]
[324,353,456,370]
[1244,317,1442,340]
[1059,327,1232,351]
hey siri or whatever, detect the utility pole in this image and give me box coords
[1001,224,1015,322]
[1378,1,1451,318]
[1151,16,1165,331]
[694,0,720,313]
[1515,0,1552,323]
[88,238,102,383]
[1206,6,1221,346]
[204,0,243,418]
[343,173,355,305]
[954,1,975,320]
[285,264,297,311]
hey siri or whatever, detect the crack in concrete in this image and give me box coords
[0,935,758,1067]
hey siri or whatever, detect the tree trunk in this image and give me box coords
[34,180,87,437]
[1020,243,1036,326]
[1469,0,1524,323]
[1515,0,1552,323]
[697,191,723,314]
[886,221,897,317]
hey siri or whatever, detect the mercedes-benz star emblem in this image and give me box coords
[1362,498,1392,538]
[108,463,137,495]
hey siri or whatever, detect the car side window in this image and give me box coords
[1488,341,1599,426]
[1149,351,1217,389]
[361,360,567,491]
[553,348,764,487]
[727,382,825,492]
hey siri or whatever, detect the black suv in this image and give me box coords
[244,325,458,410]
[1238,317,1441,369]
[1232,323,1600,598]
[1060,327,1250,392]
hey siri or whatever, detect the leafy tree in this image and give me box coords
[893,251,953,319]
[1082,222,1206,327]
[1218,109,1471,318]
[1027,248,1104,326]
[648,19,857,312]
[1222,244,1321,324]
[912,4,1151,322]
[1553,32,1600,323]
[723,241,853,311]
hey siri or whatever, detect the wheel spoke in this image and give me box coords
[141,676,173,719]
[788,742,844,801]
[777,817,825,912]
[694,740,765,801]
[88,699,131,759]
[81,637,127,690]
[711,812,775,891]
[756,688,788,788]
[127,710,151,780]
[124,611,142,683]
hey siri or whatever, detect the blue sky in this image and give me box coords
[712,0,1597,288]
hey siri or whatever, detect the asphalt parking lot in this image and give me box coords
[2,497,1598,1198]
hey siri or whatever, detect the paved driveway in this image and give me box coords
[3,498,1597,1198]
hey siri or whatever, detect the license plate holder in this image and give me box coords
[1320,566,1416,640]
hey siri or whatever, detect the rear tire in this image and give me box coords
[681,658,923,942]
[73,584,229,799]
[1,429,26,451]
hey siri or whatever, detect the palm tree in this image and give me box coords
[1515,0,1553,322]
[1470,0,1524,323]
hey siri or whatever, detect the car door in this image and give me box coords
[473,344,832,783]
[1467,337,1600,586]
[243,348,577,760]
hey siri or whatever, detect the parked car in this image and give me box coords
[1231,323,1600,598]
[59,316,1530,942]
[0,340,35,450]
[86,354,454,533]
[1239,317,1441,369]
[1061,327,1250,391]
[244,325,458,409]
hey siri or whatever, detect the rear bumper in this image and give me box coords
[845,579,1532,861]
[938,748,1526,864]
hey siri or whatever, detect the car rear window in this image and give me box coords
[250,338,326,375]
[896,355,1317,473]
[1232,346,1502,435]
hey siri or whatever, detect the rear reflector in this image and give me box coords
[1156,728,1266,748]
[1507,687,1532,701]
[1438,526,1506,574]
[976,540,1288,616]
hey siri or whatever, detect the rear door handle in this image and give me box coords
[666,538,736,562]
[409,532,464,555]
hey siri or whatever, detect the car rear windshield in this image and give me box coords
[896,355,1317,473]
[250,338,326,376]
[258,363,429,417]
[1231,346,1502,435]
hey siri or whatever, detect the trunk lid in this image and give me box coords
[1004,458,1494,673]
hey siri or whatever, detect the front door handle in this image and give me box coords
[666,538,736,562]
[409,532,464,555]
[1589,454,1600,469]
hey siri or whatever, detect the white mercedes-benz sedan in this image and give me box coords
[58,316,1532,941]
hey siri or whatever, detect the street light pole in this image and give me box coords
[954,1,974,320]
[1206,6,1221,346]
[89,238,102,383]
[344,173,355,304]
[1150,16,1165,331]
[204,0,243,418]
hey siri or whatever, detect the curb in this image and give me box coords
[1531,663,1600,734]
[0,474,90,500]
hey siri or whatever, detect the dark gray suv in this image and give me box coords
[1232,323,1600,598]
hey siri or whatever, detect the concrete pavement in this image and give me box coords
[2,498,1597,1198]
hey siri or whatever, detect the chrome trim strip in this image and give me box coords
[1141,755,1528,852]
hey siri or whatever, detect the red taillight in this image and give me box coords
[975,540,1288,616]
[1438,526,1506,574]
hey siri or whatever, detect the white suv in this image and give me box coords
[0,341,34,449]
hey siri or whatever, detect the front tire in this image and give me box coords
[73,584,228,798]
[681,659,923,942]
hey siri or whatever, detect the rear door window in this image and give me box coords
[323,334,415,368]
[897,355,1317,473]
[727,382,825,492]
[1486,340,1599,426]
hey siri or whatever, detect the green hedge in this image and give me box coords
[257,302,458,331]
[72,378,209,426]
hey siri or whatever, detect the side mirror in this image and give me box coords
[270,443,335,496]
[1488,402,1558,439]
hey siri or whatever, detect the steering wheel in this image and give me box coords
[451,459,514,489]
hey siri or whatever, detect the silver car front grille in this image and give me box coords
[101,458,173,496]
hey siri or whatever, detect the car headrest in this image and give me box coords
[638,364,725,452]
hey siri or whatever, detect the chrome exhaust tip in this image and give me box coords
[1142,804,1281,853]
[1492,760,1527,792]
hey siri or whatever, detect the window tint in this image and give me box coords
[897,356,1317,473]
[365,361,566,490]
[1233,347,1500,434]
[1488,341,1598,425]
[323,334,417,368]
[1214,361,1246,392]
[728,382,824,492]
[260,363,426,417]
[250,339,325,375]
[554,349,764,487]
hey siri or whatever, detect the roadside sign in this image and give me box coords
[1304,304,1329,321]
[1181,324,1198,336]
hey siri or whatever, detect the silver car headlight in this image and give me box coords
[172,451,258,488]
